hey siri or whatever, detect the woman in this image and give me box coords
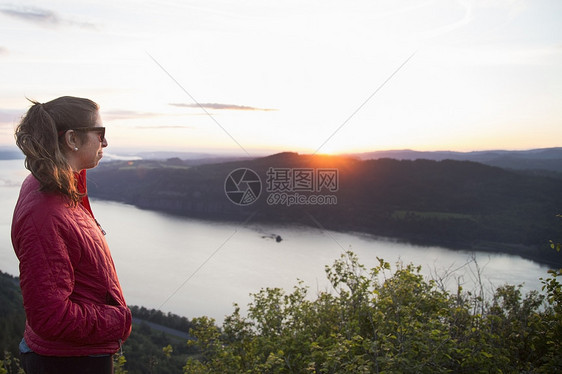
[11,96,132,374]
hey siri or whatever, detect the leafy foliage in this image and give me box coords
[0,351,23,374]
[185,251,562,373]
[549,214,562,252]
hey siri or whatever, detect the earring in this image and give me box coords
[74,147,78,151]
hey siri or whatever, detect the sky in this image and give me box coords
[0,0,561,157]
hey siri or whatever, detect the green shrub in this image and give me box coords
[185,251,562,373]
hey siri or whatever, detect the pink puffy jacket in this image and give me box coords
[11,173,131,356]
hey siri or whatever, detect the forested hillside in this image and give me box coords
[0,270,24,372]
[88,153,562,266]
[354,147,562,173]
[0,270,196,374]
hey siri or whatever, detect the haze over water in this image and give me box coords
[0,160,550,324]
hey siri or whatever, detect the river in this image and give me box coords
[0,159,550,324]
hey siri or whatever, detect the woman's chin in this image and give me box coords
[87,157,102,170]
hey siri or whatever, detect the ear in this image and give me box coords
[62,130,80,152]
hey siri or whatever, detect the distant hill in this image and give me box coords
[88,153,562,267]
[4,146,561,171]
[351,147,562,173]
[102,149,258,165]
[0,146,23,160]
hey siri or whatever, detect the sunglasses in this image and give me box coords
[59,127,106,142]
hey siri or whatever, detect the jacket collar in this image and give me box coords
[75,170,94,219]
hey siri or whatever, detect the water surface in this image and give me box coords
[0,160,549,324]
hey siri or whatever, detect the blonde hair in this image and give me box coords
[15,96,99,204]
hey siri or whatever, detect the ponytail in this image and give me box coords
[14,96,99,205]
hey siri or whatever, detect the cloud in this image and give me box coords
[102,109,208,122]
[0,4,96,29]
[102,110,164,121]
[134,125,194,130]
[170,102,277,112]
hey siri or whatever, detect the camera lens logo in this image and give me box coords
[224,168,262,206]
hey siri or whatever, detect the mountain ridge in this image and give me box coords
[349,147,562,173]
[2,146,561,172]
